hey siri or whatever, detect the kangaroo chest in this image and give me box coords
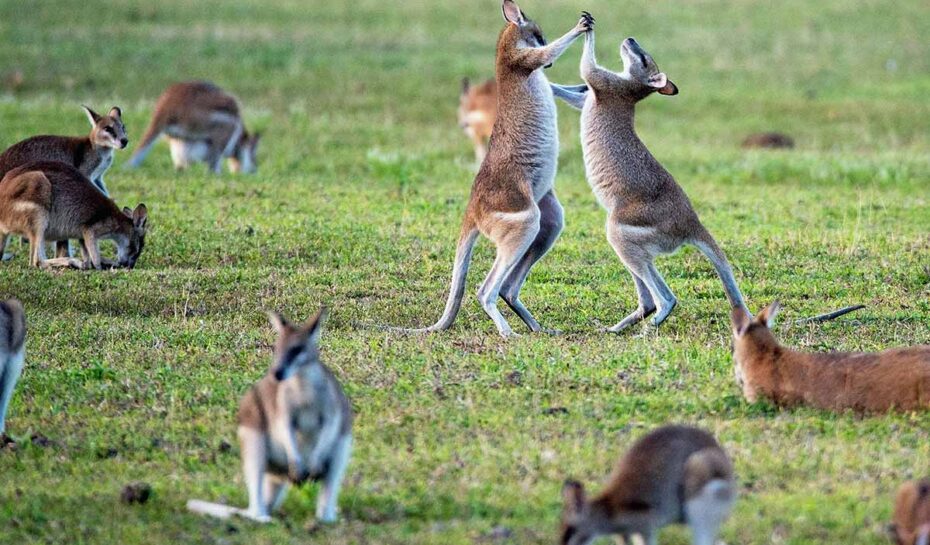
[82,149,113,183]
[502,71,559,200]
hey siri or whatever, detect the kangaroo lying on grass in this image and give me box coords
[559,425,735,545]
[0,162,147,269]
[0,298,26,443]
[732,302,930,412]
[395,1,593,337]
[188,308,353,523]
[551,29,751,332]
[891,479,930,545]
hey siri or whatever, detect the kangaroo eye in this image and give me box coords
[105,127,116,136]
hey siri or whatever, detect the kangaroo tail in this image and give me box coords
[390,220,480,333]
[692,230,749,315]
[186,499,244,519]
[127,116,164,168]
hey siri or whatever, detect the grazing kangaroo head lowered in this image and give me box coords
[558,425,735,545]
[84,106,129,150]
[731,302,930,412]
[891,479,930,545]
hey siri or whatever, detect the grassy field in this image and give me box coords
[1,0,929,543]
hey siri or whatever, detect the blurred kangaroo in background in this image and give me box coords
[732,302,930,413]
[188,308,352,523]
[128,81,260,174]
[0,298,26,442]
[0,162,148,270]
[559,425,736,545]
[458,77,497,164]
[394,1,593,337]
[0,105,127,258]
[553,30,749,331]
[891,479,930,545]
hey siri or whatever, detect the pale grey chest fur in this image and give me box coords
[507,71,559,201]
[580,97,618,211]
[85,149,113,183]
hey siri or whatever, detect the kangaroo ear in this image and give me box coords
[303,307,327,346]
[731,308,752,337]
[461,77,471,95]
[132,203,148,230]
[267,311,290,334]
[657,80,678,96]
[561,480,586,516]
[123,206,132,217]
[108,106,122,119]
[502,0,524,25]
[83,105,102,126]
[756,301,781,328]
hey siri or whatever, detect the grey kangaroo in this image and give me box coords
[553,29,750,331]
[395,1,593,337]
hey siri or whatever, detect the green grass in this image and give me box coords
[1,0,929,543]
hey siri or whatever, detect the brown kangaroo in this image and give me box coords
[395,1,593,337]
[0,161,147,269]
[891,479,930,545]
[458,77,498,164]
[731,302,930,412]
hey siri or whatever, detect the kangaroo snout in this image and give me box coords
[120,137,129,148]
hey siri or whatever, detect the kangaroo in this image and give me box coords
[0,106,128,259]
[458,78,498,164]
[0,298,26,442]
[188,308,353,523]
[551,30,750,332]
[891,479,930,545]
[395,1,593,337]
[731,302,930,412]
[128,81,260,174]
[0,162,148,269]
[559,425,735,545]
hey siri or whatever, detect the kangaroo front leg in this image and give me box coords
[550,83,588,110]
[82,231,103,270]
[277,420,308,484]
[515,12,593,71]
[500,191,564,333]
[238,426,272,522]
[580,29,618,91]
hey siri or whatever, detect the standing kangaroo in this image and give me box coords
[891,479,930,545]
[552,30,749,331]
[0,298,26,442]
[397,1,593,337]
[128,81,260,174]
[0,162,148,269]
[458,77,498,164]
[188,308,353,523]
[559,425,736,545]
[731,302,930,413]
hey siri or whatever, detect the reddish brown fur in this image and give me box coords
[458,78,498,162]
[741,132,794,149]
[892,479,930,545]
[732,303,930,412]
[0,161,147,269]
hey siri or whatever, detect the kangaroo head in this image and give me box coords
[117,204,148,269]
[891,480,930,545]
[84,105,128,150]
[501,0,549,60]
[558,480,605,545]
[730,302,781,397]
[616,38,678,101]
[268,307,325,381]
[229,131,260,174]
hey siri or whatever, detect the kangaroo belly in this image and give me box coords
[501,72,559,201]
[169,138,209,164]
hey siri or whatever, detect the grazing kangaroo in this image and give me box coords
[552,30,750,331]
[731,302,930,412]
[0,105,127,259]
[397,1,593,337]
[0,298,26,441]
[128,81,260,174]
[0,162,148,269]
[559,425,735,545]
[458,78,498,164]
[891,479,930,545]
[188,308,353,523]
